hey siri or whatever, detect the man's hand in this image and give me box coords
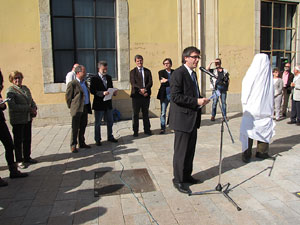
[197,98,210,106]
[161,78,168,83]
[0,97,6,109]
[139,88,147,95]
[103,91,109,96]
[143,93,148,97]
[113,90,118,96]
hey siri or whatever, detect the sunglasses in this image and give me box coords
[188,55,200,59]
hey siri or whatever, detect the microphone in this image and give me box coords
[199,67,217,78]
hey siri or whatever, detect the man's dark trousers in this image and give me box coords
[132,96,151,133]
[0,121,15,165]
[71,105,88,147]
[173,123,197,183]
[290,99,300,123]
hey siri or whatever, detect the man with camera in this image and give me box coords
[207,58,230,121]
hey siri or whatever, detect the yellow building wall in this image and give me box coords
[127,0,179,97]
[218,0,255,93]
[0,0,66,104]
[0,0,179,110]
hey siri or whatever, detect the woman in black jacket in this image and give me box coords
[157,58,174,134]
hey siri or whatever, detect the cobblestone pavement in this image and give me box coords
[0,113,300,225]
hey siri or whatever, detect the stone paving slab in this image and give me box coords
[0,113,300,225]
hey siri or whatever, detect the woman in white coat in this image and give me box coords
[240,54,275,163]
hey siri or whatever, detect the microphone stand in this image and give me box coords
[189,69,241,211]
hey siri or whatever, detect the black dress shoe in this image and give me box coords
[159,130,165,134]
[255,152,271,159]
[108,138,118,143]
[242,152,251,163]
[96,141,102,146]
[184,177,202,184]
[144,130,152,135]
[287,121,296,124]
[10,171,28,179]
[0,178,8,187]
[133,132,138,137]
[242,148,252,163]
[242,154,251,163]
[24,158,38,164]
[79,143,91,149]
[71,146,78,153]
[173,182,191,194]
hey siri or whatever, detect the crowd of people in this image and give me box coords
[0,49,299,193]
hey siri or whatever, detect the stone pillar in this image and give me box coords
[177,0,198,60]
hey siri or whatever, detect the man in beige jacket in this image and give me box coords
[66,65,92,153]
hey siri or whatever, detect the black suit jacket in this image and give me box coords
[0,94,7,122]
[169,65,201,133]
[130,67,153,98]
[157,69,174,100]
[90,74,113,111]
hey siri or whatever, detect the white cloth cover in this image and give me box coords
[239,53,275,152]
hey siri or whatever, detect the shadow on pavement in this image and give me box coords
[193,133,300,182]
[0,142,138,224]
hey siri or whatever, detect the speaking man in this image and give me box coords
[169,46,210,194]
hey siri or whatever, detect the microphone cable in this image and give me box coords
[112,124,159,225]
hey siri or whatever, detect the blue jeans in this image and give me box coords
[212,89,227,117]
[94,109,114,142]
[160,97,170,130]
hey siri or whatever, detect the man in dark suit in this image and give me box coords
[66,65,92,153]
[169,46,210,194]
[130,55,153,137]
[90,61,118,146]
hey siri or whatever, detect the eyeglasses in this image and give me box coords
[188,55,200,59]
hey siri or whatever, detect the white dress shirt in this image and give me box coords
[66,71,76,85]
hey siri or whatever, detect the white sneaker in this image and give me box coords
[18,162,26,169]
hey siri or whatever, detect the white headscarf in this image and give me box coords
[240,53,275,152]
